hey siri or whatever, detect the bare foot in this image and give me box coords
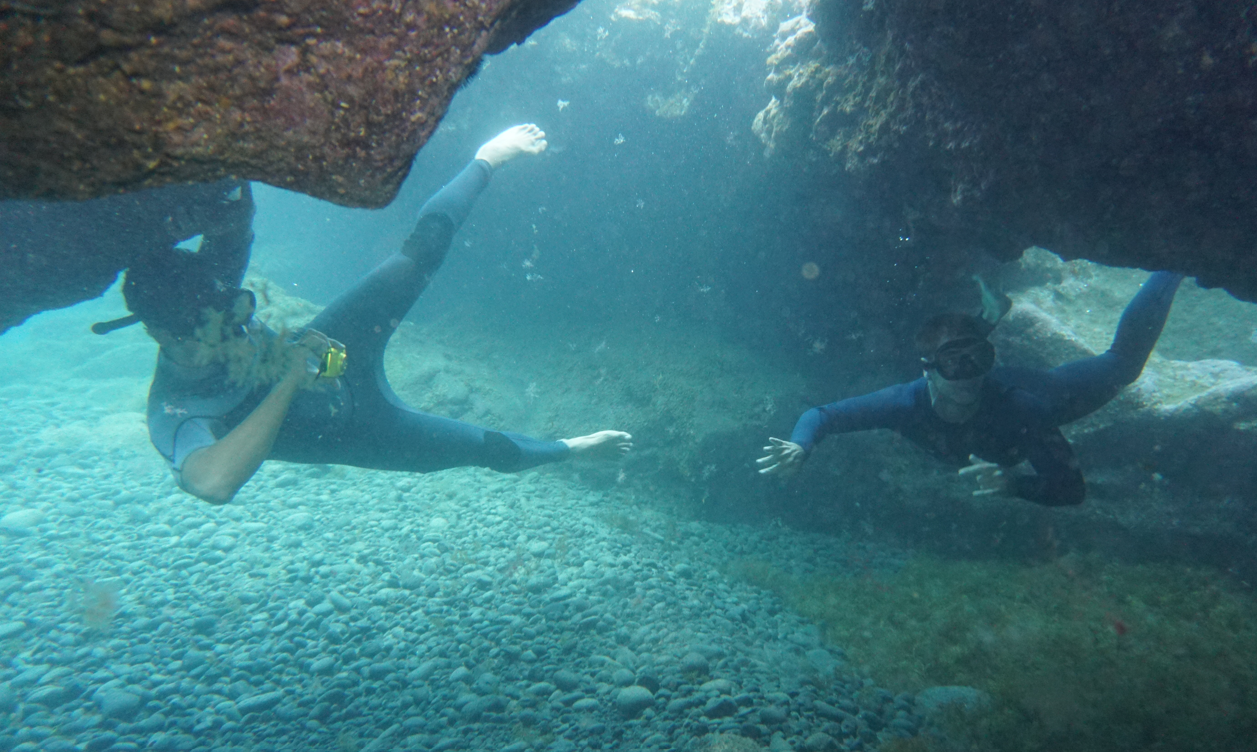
[475,124,548,168]
[560,430,633,459]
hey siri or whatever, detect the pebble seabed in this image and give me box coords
[0,386,922,752]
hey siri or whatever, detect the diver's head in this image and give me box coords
[916,313,993,416]
[116,248,255,352]
[916,313,995,382]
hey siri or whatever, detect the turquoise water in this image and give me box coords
[4,0,1257,750]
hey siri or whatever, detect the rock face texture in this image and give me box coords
[4,0,1254,337]
[0,0,576,207]
[757,0,1257,301]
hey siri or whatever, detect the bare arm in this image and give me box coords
[179,331,328,504]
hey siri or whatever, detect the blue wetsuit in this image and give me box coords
[147,161,569,483]
[789,272,1183,506]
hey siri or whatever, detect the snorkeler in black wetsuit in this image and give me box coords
[757,272,1184,506]
[96,125,631,503]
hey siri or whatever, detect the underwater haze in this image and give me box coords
[4,1,1257,752]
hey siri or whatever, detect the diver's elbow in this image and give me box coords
[177,449,244,505]
[177,469,238,505]
[196,488,236,506]
[184,481,237,505]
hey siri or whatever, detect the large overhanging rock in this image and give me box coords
[0,0,577,207]
[757,0,1257,301]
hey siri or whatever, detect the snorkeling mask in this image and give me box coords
[94,277,256,338]
[922,337,995,381]
[318,344,348,379]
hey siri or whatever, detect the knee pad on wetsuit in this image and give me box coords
[481,430,523,473]
[402,214,455,270]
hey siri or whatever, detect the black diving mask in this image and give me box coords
[923,337,995,381]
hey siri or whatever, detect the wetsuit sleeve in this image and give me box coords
[147,405,222,471]
[159,179,255,286]
[198,181,255,287]
[146,353,246,475]
[1007,426,1086,506]
[790,382,919,454]
[170,420,219,472]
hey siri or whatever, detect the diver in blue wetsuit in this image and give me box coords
[757,272,1184,506]
[96,125,632,503]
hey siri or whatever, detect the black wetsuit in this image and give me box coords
[147,161,569,483]
[789,272,1184,506]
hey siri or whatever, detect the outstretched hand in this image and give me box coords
[756,437,804,476]
[475,124,548,168]
[958,454,1009,496]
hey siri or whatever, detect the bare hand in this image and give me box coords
[283,330,340,389]
[958,454,1009,496]
[757,438,804,476]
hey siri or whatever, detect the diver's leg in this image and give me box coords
[280,127,554,470]
[364,359,571,472]
[289,397,569,473]
[1043,271,1184,424]
[305,125,546,374]
[304,161,493,355]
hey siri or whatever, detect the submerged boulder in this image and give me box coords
[757,0,1257,301]
[0,0,577,207]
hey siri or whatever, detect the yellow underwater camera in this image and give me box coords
[318,344,348,379]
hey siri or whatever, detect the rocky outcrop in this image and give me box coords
[757,0,1257,301]
[0,0,577,207]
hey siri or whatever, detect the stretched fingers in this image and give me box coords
[958,455,998,476]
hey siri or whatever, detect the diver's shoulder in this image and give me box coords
[987,365,1048,390]
[875,377,928,409]
[867,377,926,399]
[986,367,1054,415]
